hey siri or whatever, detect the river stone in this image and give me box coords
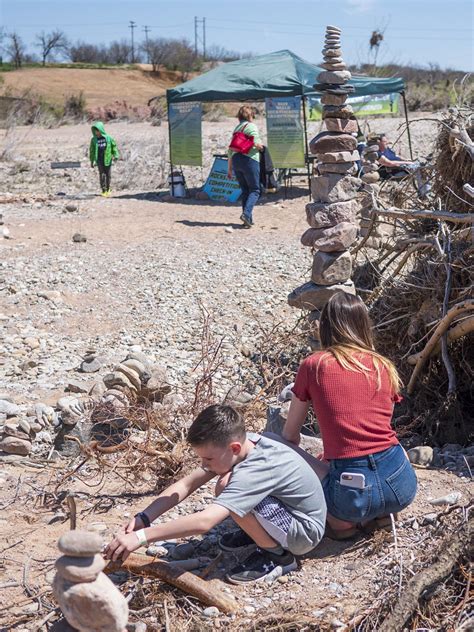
[321,62,347,71]
[103,371,136,391]
[0,400,20,416]
[3,424,29,440]
[318,70,351,84]
[318,162,357,175]
[407,446,434,466]
[316,150,359,163]
[0,436,31,455]
[322,104,354,119]
[311,174,361,203]
[326,25,341,32]
[310,132,357,154]
[311,251,352,285]
[361,172,380,183]
[301,222,358,251]
[58,531,103,558]
[322,48,341,57]
[116,364,142,390]
[55,554,106,583]
[53,572,128,632]
[122,358,147,378]
[321,93,347,106]
[306,200,358,228]
[288,280,356,310]
[80,358,102,373]
[324,118,358,134]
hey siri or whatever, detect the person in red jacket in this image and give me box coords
[282,292,417,539]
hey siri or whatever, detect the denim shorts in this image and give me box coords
[322,444,417,523]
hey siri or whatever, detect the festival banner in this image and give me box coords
[202,157,241,202]
[168,102,202,166]
[308,93,399,120]
[265,96,305,168]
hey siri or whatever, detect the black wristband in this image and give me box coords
[135,511,151,528]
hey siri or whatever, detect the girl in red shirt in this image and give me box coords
[283,292,417,539]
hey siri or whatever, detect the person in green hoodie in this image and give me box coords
[89,121,119,197]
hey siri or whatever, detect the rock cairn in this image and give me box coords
[288,25,360,347]
[359,137,383,248]
[0,351,170,458]
[53,531,128,632]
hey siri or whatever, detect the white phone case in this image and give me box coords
[340,472,366,489]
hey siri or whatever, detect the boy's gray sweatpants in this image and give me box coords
[98,163,111,192]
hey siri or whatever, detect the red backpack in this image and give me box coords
[229,123,254,155]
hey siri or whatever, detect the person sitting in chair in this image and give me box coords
[377,134,430,197]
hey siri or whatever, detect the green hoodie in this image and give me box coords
[89,121,119,167]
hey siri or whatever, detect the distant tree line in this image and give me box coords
[0,28,245,76]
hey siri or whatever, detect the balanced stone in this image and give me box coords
[53,572,128,632]
[306,200,359,228]
[3,423,29,440]
[58,531,103,558]
[307,310,321,340]
[318,70,351,84]
[0,436,32,456]
[310,132,357,153]
[116,364,141,390]
[322,104,354,119]
[55,554,106,583]
[80,358,102,373]
[322,56,344,64]
[122,358,147,377]
[311,174,361,203]
[321,62,347,71]
[321,93,347,106]
[301,222,358,251]
[311,251,353,285]
[325,117,358,133]
[315,150,359,163]
[326,25,342,32]
[103,371,136,391]
[322,48,341,57]
[361,172,380,183]
[318,162,357,175]
[288,280,356,310]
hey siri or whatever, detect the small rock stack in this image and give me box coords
[53,531,129,632]
[359,137,383,248]
[288,25,360,346]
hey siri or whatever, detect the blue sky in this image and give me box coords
[2,0,473,71]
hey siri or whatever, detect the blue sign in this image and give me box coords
[202,157,241,202]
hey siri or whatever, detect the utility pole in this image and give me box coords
[143,25,151,63]
[129,20,136,63]
[194,17,206,59]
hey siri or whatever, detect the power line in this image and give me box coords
[129,20,136,63]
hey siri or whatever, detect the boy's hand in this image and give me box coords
[104,531,141,562]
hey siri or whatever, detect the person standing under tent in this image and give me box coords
[227,106,263,228]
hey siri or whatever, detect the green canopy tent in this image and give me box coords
[165,50,409,192]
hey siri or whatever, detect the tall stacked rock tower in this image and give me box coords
[288,25,360,347]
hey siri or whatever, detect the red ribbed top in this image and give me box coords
[292,351,401,459]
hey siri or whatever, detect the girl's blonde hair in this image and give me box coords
[317,292,401,393]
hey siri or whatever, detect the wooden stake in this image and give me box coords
[106,553,238,613]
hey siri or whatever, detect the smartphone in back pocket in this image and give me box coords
[340,472,366,489]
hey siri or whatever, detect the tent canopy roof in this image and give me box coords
[167,50,405,104]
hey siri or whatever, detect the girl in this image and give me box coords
[282,292,417,539]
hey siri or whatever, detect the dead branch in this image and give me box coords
[407,316,474,364]
[450,125,474,160]
[106,553,238,613]
[376,207,474,223]
[407,299,474,394]
[378,516,472,632]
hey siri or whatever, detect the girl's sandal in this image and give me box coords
[325,523,359,540]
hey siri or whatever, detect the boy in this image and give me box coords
[105,404,327,584]
[89,121,119,197]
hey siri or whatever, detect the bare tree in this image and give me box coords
[140,37,173,72]
[36,30,68,66]
[5,32,26,68]
[68,41,110,64]
[108,39,133,64]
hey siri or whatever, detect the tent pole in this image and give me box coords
[166,94,175,196]
[401,91,414,161]
[301,94,311,199]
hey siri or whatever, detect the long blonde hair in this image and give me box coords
[317,292,401,393]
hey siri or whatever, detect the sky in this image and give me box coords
[2,0,473,71]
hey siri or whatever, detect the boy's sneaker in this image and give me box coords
[219,529,256,552]
[240,213,253,228]
[226,548,297,585]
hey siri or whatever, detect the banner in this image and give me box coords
[168,102,202,166]
[202,157,241,202]
[265,96,305,168]
[308,93,399,120]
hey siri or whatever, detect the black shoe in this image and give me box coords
[226,548,297,585]
[219,529,256,552]
[240,213,253,227]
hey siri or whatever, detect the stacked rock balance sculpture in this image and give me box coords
[288,25,361,348]
[53,531,129,632]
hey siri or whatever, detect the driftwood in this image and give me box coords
[407,300,474,394]
[449,125,474,160]
[379,515,472,632]
[376,207,474,224]
[407,316,474,365]
[106,553,238,613]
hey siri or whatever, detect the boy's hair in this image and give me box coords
[187,405,246,447]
